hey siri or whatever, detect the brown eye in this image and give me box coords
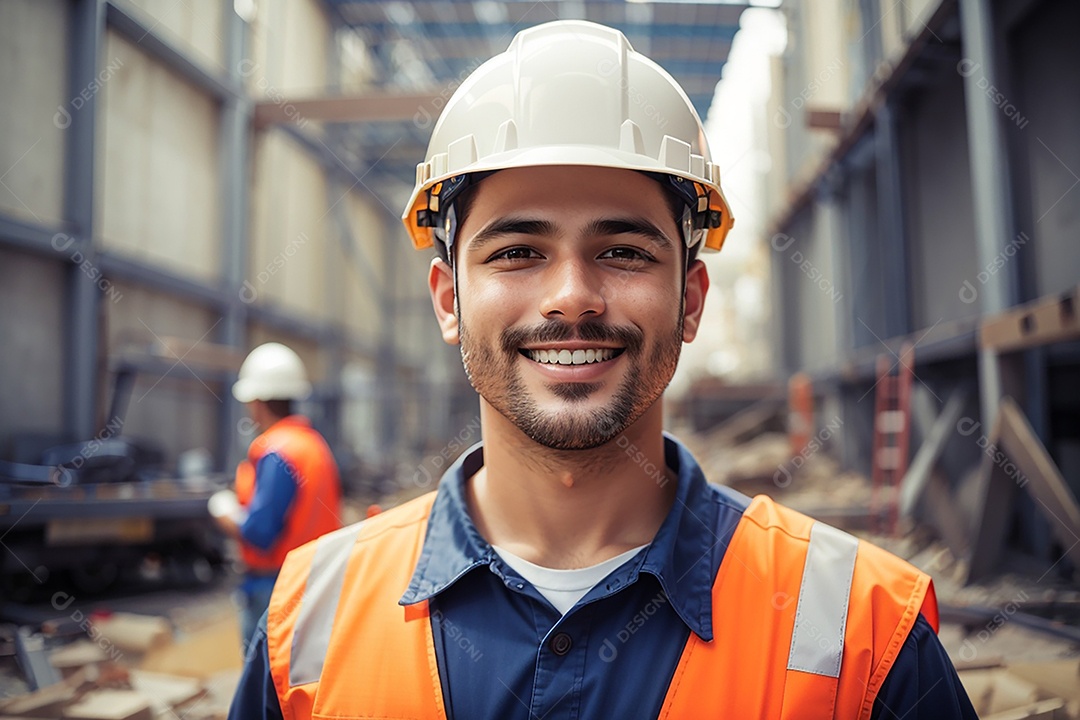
[600,247,654,263]
[488,246,541,262]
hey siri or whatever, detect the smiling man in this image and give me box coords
[229,20,975,720]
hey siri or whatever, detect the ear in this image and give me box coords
[428,258,460,345]
[681,259,709,343]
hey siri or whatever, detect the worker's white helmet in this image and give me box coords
[402,20,734,256]
[232,343,312,403]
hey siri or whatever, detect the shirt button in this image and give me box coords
[550,632,572,656]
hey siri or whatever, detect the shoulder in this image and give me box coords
[285,491,437,564]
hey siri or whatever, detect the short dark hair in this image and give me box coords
[263,399,294,419]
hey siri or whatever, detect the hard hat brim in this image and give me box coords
[402,148,733,254]
[232,378,312,403]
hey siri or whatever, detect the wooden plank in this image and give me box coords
[980,285,1080,352]
[62,690,153,720]
[1006,659,1080,702]
[90,614,172,655]
[925,468,971,559]
[128,670,204,712]
[981,699,1067,720]
[49,640,108,670]
[966,405,1015,583]
[998,397,1080,572]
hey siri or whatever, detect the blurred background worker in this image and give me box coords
[209,342,342,652]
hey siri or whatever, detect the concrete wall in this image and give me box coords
[0,248,66,453]
[1011,0,1080,298]
[249,131,330,321]
[901,68,980,328]
[0,0,68,226]
[98,30,221,283]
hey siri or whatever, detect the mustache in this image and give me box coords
[500,319,644,355]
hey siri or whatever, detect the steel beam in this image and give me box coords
[874,101,912,339]
[97,252,229,308]
[104,0,241,100]
[218,4,251,470]
[253,92,442,127]
[959,0,1021,430]
[0,214,68,258]
[63,0,106,441]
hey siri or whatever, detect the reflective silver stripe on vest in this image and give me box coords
[786,522,859,678]
[290,523,364,686]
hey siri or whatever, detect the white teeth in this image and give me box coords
[527,348,618,365]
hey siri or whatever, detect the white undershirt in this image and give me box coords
[492,544,649,615]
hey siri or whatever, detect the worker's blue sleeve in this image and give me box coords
[871,613,978,719]
[228,612,284,720]
[239,452,298,551]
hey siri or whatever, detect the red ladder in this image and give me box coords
[870,342,914,535]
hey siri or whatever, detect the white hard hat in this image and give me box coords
[232,343,312,403]
[402,20,735,255]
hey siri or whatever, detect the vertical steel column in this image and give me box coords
[959,0,1021,428]
[377,212,400,466]
[821,168,851,358]
[63,0,105,440]
[874,102,912,339]
[218,4,251,469]
[322,26,345,455]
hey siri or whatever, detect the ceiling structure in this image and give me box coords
[314,0,749,211]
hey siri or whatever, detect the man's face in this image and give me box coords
[428,166,709,450]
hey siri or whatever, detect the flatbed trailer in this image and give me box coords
[0,462,229,599]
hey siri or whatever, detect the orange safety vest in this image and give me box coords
[234,415,342,574]
[267,493,937,720]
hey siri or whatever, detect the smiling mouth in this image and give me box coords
[519,348,626,366]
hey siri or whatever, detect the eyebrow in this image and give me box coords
[466,216,675,254]
[584,218,675,251]
[467,217,558,253]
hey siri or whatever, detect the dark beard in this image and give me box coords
[460,316,683,450]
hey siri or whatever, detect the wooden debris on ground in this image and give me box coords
[0,608,240,720]
[958,658,1080,719]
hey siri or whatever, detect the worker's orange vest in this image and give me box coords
[234,415,342,574]
[266,493,937,720]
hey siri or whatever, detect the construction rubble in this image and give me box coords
[0,601,242,720]
[677,402,1080,720]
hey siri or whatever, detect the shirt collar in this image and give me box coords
[399,433,723,641]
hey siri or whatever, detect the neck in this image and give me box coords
[466,400,676,569]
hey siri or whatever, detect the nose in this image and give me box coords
[538,256,607,320]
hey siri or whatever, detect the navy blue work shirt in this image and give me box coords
[238,452,297,594]
[230,436,976,719]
